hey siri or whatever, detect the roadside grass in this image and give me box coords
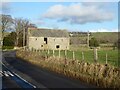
[2,46,14,50]
[16,50,120,88]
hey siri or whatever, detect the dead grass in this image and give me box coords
[16,49,120,88]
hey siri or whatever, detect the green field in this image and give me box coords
[70,32,118,45]
[37,48,118,67]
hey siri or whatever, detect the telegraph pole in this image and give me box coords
[23,28,25,47]
[26,28,29,47]
[87,31,90,48]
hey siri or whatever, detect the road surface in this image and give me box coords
[2,50,97,89]
[2,63,36,88]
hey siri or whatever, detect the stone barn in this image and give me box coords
[28,28,69,50]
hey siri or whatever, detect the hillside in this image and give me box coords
[69,32,118,45]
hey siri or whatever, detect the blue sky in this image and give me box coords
[3,2,119,32]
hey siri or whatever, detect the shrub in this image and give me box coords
[113,39,120,50]
[3,37,14,46]
[89,37,99,47]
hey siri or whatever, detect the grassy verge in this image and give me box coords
[16,49,120,88]
[2,46,14,50]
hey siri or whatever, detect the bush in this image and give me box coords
[113,39,120,50]
[2,32,16,50]
[89,37,99,47]
[3,37,14,46]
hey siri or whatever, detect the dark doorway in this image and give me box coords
[44,37,47,44]
[56,45,60,49]
[41,45,43,47]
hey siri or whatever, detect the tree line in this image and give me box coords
[0,14,37,48]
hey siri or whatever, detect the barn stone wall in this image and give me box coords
[28,37,69,50]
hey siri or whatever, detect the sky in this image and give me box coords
[1,1,119,32]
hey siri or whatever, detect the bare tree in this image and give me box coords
[13,18,24,47]
[13,18,30,47]
[22,19,29,47]
[0,14,13,45]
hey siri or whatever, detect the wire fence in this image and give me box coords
[24,47,118,67]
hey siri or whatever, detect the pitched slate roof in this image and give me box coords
[28,28,69,37]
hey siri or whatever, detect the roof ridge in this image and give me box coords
[28,28,69,37]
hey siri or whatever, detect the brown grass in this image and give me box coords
[16,49,120,88]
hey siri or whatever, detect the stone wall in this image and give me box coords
[28,37,69,50]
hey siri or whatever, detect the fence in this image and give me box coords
[23,47,118,67]
[17,49,120,88]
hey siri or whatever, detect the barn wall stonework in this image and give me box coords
[48,37,69,50]
[28,37,69,50]
[29,37,44,50]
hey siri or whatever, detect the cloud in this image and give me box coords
[42,3,114,24]
[90,28,118,32]
[1,2,11,14]
[33,20,45,25]
[81,2,111,9]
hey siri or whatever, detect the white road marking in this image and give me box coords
[0,71,3,77]
[13,72,37,88]
[7,71,14,77]
[2,60,38,88]
[4,71,9,77]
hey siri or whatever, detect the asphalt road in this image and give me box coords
[2,69,20,89]
[2,64,36,88]
[3,51,97,89]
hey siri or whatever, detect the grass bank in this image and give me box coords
[16,49,120,88]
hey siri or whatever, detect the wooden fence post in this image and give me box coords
[53,50,55,57]
[36,49,38,52]
[65,50,67,59]
[33,49,34,52]
[94,48,98,62]
[73,51,75,60]
[59,49,61,59]
[82,51,84,61]
[45,49,47,60]
[38,49,40,55]
[106,53,108,64]
[23,47,25,51]
[48,49,50,55]
[34,49,35,52]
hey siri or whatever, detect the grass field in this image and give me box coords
[37,48,118,67]
[70,32,118,44]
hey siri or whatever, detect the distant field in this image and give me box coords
[38,48,118,67]
[91,32,118,43]
[70,32,118,44]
